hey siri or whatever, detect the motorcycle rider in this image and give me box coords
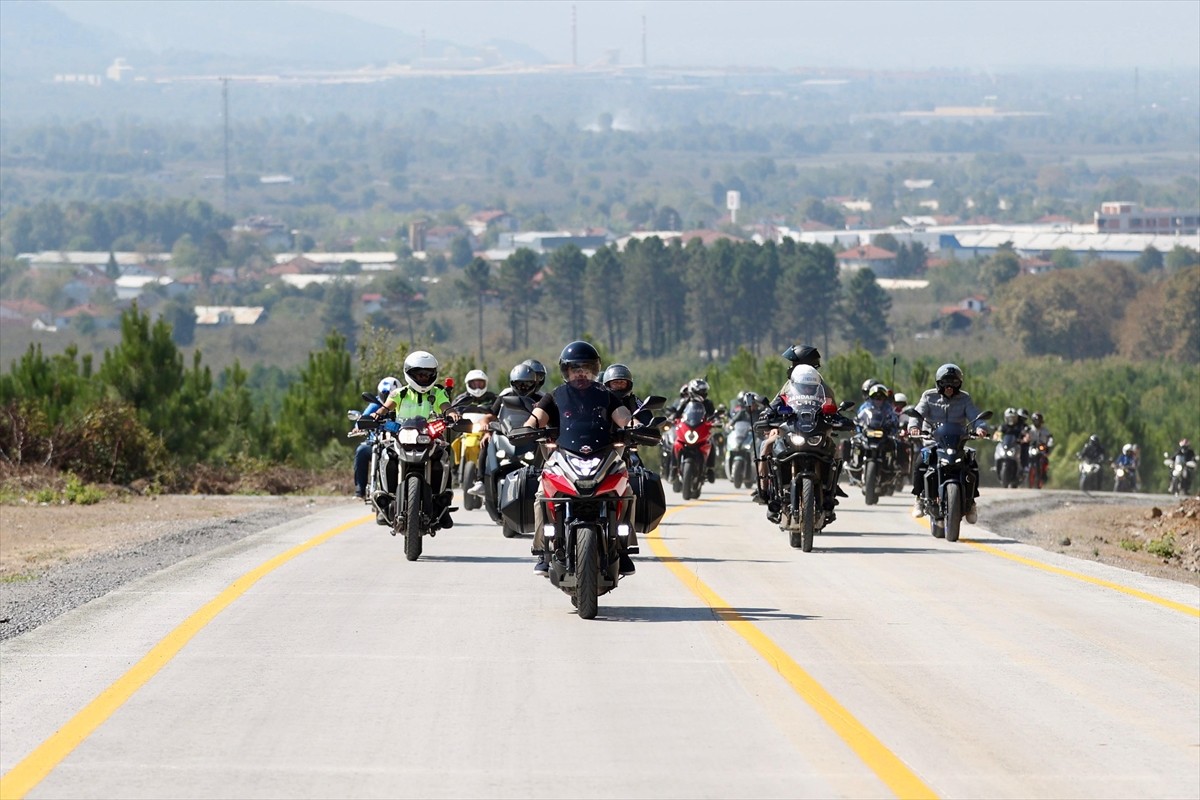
[450,368,497,409]
[1078,434,1106,464]
[754,344,836,502]
[466,362,542,498]
[1025,411,1055,484]
[909,363,988,524]
[857,383,900,431]
[602,363,640,414]
[524,341,637,574]
[353,376,400,499]
[1114,443,1138,491]
[667,378,719,482]
[369,350,459,528]
[1172,439,1196,494]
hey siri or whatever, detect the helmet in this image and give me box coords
[687,378,709,398]
[738,390,756,407]
[781,344,821,369]
[464,369,489,398]
[402,350,439,393]
[1123,443,1134,455]
[508,363,538,397]
[869,383,890,400]
[557,341,601,382]
[1004,407,1018,424]
[377,376,400,400]
[602,363,634,398]
[522,358,547,389]
[1181,439,1191,448]
[1089,434,1100,444]
[893,392,907,405]
[861,378,879,398]
[1016,407,1029,421]
[934,364,963,391]
[1031,412,1043,425]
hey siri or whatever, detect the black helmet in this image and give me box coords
[934,363,963,391]
[687,378,709,398]
[1031,411,1044,425]
[781,344,821,369]
[602,363,634,398]
[558,341,601,381]
[522,358,547,389]
[508,363,538,397]
[861,378,880,398]
[1089,434,1100,444]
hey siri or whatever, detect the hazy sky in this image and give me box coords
[297,0,1200,71]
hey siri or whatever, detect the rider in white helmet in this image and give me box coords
[450,368,497,410]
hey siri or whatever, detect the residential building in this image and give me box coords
[1094,201,1199,235]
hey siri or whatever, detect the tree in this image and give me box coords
[448,235,474,269]
[497,249,540,350]
[840,268,892,354]
[456,257,492,363]
[320,281,357,353]
[381,273,427,345]
[274,331,356,464]
[774,242,840,353]
[1134,246,1163,274]
[541,244,588,340]
[585,245,625,354]
[105,251,119,280]
[1166,245,1200,272]
[980,246,1022,292]
[1050,247,1079,270]
[161,297,196,346]
[1117,266,1199,364]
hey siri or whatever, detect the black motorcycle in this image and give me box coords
[847,406,901,506]
[758,392,855,551]
[482,394,542,538]
[906,407,993,543]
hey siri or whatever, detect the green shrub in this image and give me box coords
[1146,535,1176,558]
[1120,539,1143,552]
[63,473,105,505]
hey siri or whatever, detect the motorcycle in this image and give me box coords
[1164,452,1196,497]
[723,418,756,490]
[906,407,993,543]
[354,392,468,561]
[347,408,391,527]
[451,404,492,511]
[482,394,542,538]
[1112,461,1138,493]
[993,432,1022,489]
[757,388,855,551]
[1027,441,1050,489]
[847,406,900,506]
[1077,454,1104,492]
[670,398,717,500]
[510,396,667,620]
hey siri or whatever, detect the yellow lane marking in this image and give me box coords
[650,498,938,800]
[0,514,373,800]
[915,517,1199,618]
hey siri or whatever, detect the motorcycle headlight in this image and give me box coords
[807,435,824,446]
[496,447,508,459]
[868,430,884,438]
[397,428,428,445]
[684,430,699,444]
[522,451,535,462]
[944,448,956,455]
[788,433,807,447]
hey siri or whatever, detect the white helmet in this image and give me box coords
[377,376,401,399]
[464,369,489,398]
[403,350,439,394]
[1122,443,1134,455]
[894,392,907,405]
[790,365,820,384]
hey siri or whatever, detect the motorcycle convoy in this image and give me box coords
[347,347,1191,618]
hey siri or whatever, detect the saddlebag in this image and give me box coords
[629,467,667,534]
[499,465,539,534]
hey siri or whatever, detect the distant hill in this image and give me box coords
[0,0,119,78]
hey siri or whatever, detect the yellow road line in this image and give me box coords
[0,514,372,800]
[915,517,1200,618]
[649,498,938,800]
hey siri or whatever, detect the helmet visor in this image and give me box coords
[408,368,437,387]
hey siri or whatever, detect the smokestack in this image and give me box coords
[571,5,577,67]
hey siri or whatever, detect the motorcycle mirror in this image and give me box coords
[902,406,921,420]
[639,395,667,411]
[974,410,994,423]
[347,410,362,421]
[837,400,855,412]
[362,391,381,405]
[633,408,653,425]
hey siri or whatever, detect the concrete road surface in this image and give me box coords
[2,481,1198,799]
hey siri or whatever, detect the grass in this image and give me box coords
[1120,539,1143,552]
[1146,534,1177,559]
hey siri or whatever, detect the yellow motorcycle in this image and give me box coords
[452,407,491,510]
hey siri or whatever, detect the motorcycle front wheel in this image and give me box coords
[404,476,423,561]
[461,462,480,510]
[944,483,963,543]
[1000,461,1015,489]
[575,527,599,620]
[864,461,879,506]
[681,459,697,501]
[730,457,748,489]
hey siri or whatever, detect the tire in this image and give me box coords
[1080,471,1089,492]
[461,462,480,510]
[681,459,696,501]
[575,527,598,620]
[800,478,816,552]
[404,476,423,561]
[944,483,962,543]
[930,518,945,539]
[864,461,879,506]
[1000,461,1015,489]
[501,521,520,538]
[731,457,748,489]
[1169,476,1181,497]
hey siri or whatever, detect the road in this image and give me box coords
[2,482,1198,799]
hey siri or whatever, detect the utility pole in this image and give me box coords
[221,77,231,212]
[571,5,577,67]
[641,15,647,67]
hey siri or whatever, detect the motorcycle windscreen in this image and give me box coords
[681,400,706,428]
[931,422,970,450]
[555,403,616,454]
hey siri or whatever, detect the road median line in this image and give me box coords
[650,497,938,800]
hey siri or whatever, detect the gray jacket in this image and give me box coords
[912,388,983,431]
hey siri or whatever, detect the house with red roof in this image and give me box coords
[837,244,898,275]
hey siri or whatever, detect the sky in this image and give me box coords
[296,0,1200,72]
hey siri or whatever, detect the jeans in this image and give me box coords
[354,441,372,495]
